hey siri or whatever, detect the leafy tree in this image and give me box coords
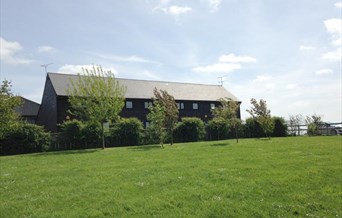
[305,114,323,136]
[67,65,126,149]
[212,98,241,143]
[246,98,274,139]
[147,102,166,148]
[152,88,179,145]
[0,80,23,140]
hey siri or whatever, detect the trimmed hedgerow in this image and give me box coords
[0,123,50,155]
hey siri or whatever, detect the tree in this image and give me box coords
[152,88,179,145]
[212,98,241,143]
[246,98,274,139]
[305,114,323,136]
[147,102,166,148]
[67,65,126,149]
[0,80,23,140]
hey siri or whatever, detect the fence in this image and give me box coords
[287,122,342,136]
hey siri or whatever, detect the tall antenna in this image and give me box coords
[218,77,223,86]
[40,63,53,75]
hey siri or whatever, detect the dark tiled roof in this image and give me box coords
[15,97,40,116]
[48,73,239,102]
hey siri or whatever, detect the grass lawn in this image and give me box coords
[1,136,341,217]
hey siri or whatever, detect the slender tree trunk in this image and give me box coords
[101,124,105,149]
[235,126,239,143]
[170,129,173,145]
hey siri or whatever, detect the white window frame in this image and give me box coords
[126,101,133,109]
[144,102,152,109]
[193,103,198,110]
[177,102,184,110]
[211,103,215,110]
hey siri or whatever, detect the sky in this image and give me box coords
[1,0,341,122]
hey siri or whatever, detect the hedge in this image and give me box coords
[174,117,205,142]
[0,123,51,155]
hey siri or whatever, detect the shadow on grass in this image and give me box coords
[211,142,231,147]
[129,145,162,151]
[31,149,99,156]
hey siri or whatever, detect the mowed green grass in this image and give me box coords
[1,137,341,217]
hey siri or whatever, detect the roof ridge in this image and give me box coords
[47,72,222,87]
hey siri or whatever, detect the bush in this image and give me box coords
[272,117,287,137]
[206,118,230,140]
[0,123,51,155]
[174,117,205,142]
[58,120,84,149]
[82,121,102,148]
[243,118,264,138]
[110,118,144,146]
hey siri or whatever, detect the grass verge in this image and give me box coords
[1,136,341,217]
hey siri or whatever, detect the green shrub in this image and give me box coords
[206,118,230,140]
[307,123,317,136]
[174,117,205,142]
[272,117,288,137]
[110,118,144,146]
[81,121,102,148]
[0,123,51,155]
[243,118,264,138]
[59,120,84,149]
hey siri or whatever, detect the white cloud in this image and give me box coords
[193,63,241,73]
[315,69,334,75]
[163,5,192,15]
[324,18,342,35]
[57,64,118,75]
[321,47,342,62]
[219,53,257,63]
[252,75,271,83]
[286,84,297,89]
[299,45,316,51]
[37,46,57,54]
[332,37,342,46]
[206,0,222,13]
[334,2,342,8]
[90,53,160,65]
[193,53,256,74]
[152,1,192,16]
[0,37,33,64]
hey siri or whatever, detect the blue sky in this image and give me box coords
[1,0,341,122]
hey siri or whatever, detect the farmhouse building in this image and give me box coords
[15,97,40,124]
[36,73,240,132]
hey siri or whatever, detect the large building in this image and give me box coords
[15,97,40,124]
[36,73,240,132]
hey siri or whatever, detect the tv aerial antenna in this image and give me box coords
[218,76,224,86]
[40,63,53,75]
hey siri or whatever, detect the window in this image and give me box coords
[193,103,198,110]
[211,103,215,110]
[177,102,184,110]
[145,122,150,127]
[126,101,133,109]
[144,102,152,109]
